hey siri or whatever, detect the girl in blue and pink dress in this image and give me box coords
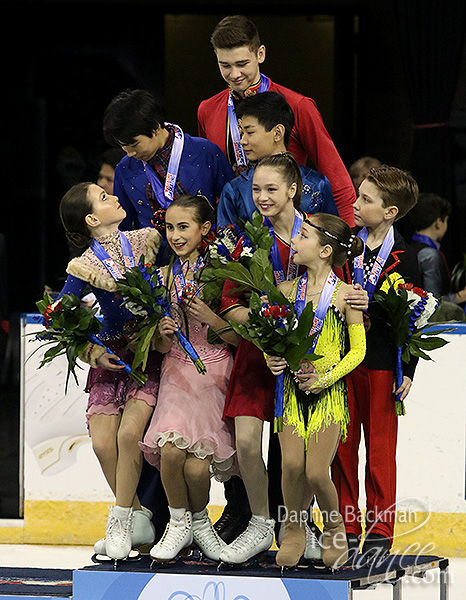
[139,194,239,563]
[58,182,162,562]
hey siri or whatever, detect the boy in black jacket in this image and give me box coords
[332,165,420,559]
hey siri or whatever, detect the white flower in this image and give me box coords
[413,293,439,329]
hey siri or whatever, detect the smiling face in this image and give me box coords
[353,178,397,229]
[239,115,282,162]
[215,45,265,95]
[165,205,211,263]
[85,184,125,232]
[252,165,297,218]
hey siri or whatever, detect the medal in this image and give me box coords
[182,283,197,301]
[151,209,166,230]
[298,359,316,374]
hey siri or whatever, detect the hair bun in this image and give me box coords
[65,231,91,249]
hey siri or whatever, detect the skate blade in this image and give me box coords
[91,550,141,566]
[218,550,269,570]
[150,544,193,567]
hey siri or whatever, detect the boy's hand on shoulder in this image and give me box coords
[344,283,369,311]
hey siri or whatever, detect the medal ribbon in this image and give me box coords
[172,256,204,302]
[91,232,135,281]
[411,233,438,250]
[144,123,185,209]
[265,209,303,284]
[227,74,269,168]
[294,269,338,351]
[353,226,395,301]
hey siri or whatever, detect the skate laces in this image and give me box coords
[159,515,190,549]
[306,524,321,548]
[193,515,223,550]
[106,512,132,542]
[229,519,271,551]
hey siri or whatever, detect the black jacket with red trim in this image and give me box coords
[343,228,421,379]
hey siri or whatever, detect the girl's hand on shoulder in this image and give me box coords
[158,315,177,340]
[267,355,287,376]
[394,376,412,400]
[97,352,127,371]
[344,283,369,311]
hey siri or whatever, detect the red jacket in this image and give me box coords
[198,76,356,226]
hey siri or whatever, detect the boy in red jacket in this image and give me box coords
[198,14,356,226]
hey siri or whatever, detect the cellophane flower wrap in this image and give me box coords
[35,292,147,391]
[229,286,321,432]
[116,258,206,374]
[373,278,449,415]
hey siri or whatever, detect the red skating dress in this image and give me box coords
[221,235,305,422]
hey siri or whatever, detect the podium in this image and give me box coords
[71,553,449,600]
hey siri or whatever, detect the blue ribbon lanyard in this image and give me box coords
[265,210,303,285]
[172,256,204,302]
[294,269,338,352]
[227,74,269,169]
[353,226,395,301]
[411,233,439,250]
[91,231,135,281]
[143,123,185,209]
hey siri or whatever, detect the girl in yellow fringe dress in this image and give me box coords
[267,213,366,570]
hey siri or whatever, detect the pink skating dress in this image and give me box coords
[140,288,236,481]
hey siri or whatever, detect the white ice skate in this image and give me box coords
[150,509,193,562]
[303,522,322,560]
[105,506,134,565]
[192,508,226,561]
[219,515,275,565]
[93,506,155,558]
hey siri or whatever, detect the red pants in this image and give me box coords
[331,364,398,539]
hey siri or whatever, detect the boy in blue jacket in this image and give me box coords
[103,89,234,263]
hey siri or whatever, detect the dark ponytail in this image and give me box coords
[305,213,364,268]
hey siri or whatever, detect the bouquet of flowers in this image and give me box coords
[373,279,449,415]
[35,292,147,392]
[116,259,206,374]
[229,287,321,432]
[197,212,275,304]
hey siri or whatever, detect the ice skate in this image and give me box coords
[219,515,275,565]
[192,508,226,561]
[275,521,306,568]
[105,506,134,567]
[321,514,348,570]
[150,508,193,562]
[93,505,155,560]
[303,522,322,561]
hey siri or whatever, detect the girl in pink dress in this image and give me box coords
[139,194,239,562]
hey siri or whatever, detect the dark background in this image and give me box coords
[0,0,465,517]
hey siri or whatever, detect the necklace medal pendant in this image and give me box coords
[151,209,166,230]
[182,283,197,302]
[298,359,315,374]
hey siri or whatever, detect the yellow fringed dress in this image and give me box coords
[283,279,363,447]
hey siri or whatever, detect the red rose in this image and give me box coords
[230,238,244,261]
[412,287,428,298]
